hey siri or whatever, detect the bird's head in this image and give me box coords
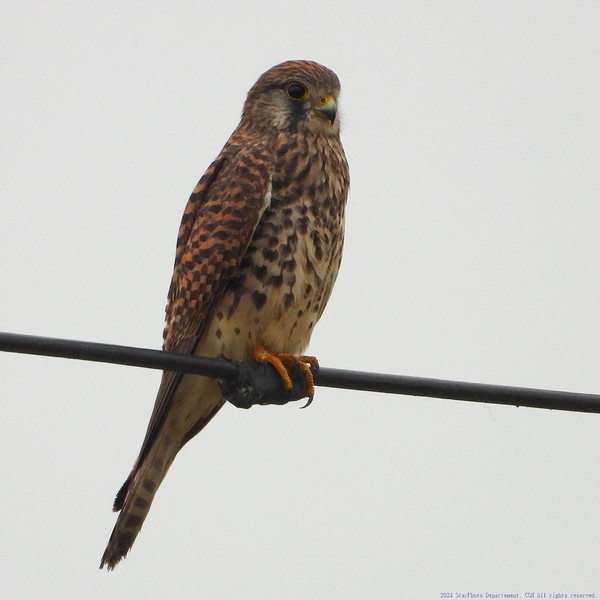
[240,60,342,135]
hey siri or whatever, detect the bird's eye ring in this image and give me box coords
[287,83,308,100]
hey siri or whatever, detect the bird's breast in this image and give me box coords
[199,131,348,360]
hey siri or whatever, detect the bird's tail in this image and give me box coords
[99,439,179,570]
[100,372,225,570]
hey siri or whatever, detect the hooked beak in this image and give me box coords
[313,95,337,124]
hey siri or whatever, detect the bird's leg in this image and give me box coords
[253,343,318,398]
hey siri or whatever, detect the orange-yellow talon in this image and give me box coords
[299,355,319,369]
[298,356,318,397]
[298,361,316,398]
[253,344,317,397]
[253,343,293,390]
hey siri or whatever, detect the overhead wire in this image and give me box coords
[1,331,599,414]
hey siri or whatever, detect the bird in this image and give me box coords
[100,60,349,570]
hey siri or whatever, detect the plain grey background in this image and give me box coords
[1,1,599,598]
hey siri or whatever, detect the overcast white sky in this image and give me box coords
[1,1,599,598]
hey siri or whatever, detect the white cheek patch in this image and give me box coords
[270,94,292,129]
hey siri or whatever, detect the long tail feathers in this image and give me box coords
[100,443,177,570]
[100,377,225,570]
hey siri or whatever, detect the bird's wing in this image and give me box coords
[165,141,273,353]
[113,138,272,511]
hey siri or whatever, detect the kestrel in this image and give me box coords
[100,60,349,569]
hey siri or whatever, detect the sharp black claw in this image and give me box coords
[300,394,314,409]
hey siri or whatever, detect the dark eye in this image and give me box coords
[287,83,308,100]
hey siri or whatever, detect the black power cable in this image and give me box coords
[1,331,599,414]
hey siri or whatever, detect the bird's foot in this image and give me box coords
[253,344,319,399]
